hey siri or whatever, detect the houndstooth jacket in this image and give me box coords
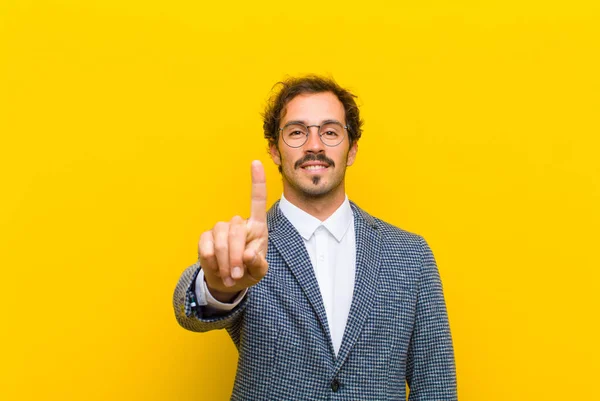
[173,201,457,400]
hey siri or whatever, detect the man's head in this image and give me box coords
[262,76,363,201]
[263,75,363,150]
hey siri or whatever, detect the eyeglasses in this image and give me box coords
[279,121,348,148]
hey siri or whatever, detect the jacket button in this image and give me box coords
[331,379,340,392]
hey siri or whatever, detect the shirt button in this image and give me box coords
[331,378,340,392]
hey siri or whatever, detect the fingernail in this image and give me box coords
[231,266,243,279]
[223,277,235,287]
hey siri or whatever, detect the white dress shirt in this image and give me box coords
[196,194,356,355]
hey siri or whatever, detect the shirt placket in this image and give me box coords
[314,226,334,343]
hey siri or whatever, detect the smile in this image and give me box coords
[300,163,329,172]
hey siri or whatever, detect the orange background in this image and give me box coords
[1,1,599,400]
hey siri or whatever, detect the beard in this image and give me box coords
[280,152,348,199]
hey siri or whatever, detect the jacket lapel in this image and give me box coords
[267,202,336,357]
[333,202,382,372]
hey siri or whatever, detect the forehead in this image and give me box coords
[281,92,345,125]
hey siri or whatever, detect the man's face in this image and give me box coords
[270,91,358,199]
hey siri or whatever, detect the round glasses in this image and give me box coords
[279,121,348,148]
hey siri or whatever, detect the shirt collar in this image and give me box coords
[278,194,354,243]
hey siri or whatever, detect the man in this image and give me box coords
[173,76,457,400]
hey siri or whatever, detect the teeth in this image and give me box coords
[303,165,326,170]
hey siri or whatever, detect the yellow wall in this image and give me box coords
[1,1,599,400]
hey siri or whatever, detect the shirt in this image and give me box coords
[196,194,356,355]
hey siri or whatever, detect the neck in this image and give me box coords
[282,183,347,222]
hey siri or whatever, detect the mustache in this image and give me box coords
[294,153,336,170]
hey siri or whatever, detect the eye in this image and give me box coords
[283,124,308,138]
[321,122,344,137]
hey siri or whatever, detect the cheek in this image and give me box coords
[281,149,301,165]
[334,149,350,165]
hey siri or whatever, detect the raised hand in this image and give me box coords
[198,160,269,301]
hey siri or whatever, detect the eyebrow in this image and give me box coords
[283,119,343,126]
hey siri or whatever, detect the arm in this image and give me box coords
[172,262,248,333]
[406,237,457,400]
[172,161,268,334]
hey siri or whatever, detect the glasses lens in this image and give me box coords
[282,124,308,147]
[319,122,345,146]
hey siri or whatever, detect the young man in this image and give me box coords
[173,76,457,400]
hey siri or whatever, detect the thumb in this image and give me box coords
[243,247,268,282]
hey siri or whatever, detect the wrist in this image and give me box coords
[204,278,241,303]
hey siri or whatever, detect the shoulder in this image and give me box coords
[350,202,437,290]
[350,201,430,256]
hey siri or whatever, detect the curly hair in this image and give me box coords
[262,75,363,148]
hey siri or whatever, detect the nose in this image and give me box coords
[304,126,325,153]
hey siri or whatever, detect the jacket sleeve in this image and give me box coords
[172,262,248,336]
[406,237,457,400]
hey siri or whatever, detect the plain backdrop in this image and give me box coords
[1,1,599,400]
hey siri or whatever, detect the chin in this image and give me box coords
[299,186,332,198]
[298,177,344,199]
[283,167,344,199]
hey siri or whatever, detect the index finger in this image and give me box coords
[250,160,267,223]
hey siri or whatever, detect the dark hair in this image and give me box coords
[262,75,363,148]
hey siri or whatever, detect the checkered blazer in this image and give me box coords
[173,201,457,400]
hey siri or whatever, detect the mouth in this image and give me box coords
[299,162,330,173]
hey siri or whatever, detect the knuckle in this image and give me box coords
[214,241,227,252]
[199,246,214,260]
[199,230,212,243]
[213,229,229,244]
[230,215,244,224]
[213,221,228,231]
[228,224,240,236]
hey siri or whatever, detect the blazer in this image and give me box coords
[173,201,457,400]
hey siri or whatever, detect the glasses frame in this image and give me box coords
[278,121,348,148]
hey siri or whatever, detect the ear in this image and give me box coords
[269,143,281,166]
[346,141,358,166]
